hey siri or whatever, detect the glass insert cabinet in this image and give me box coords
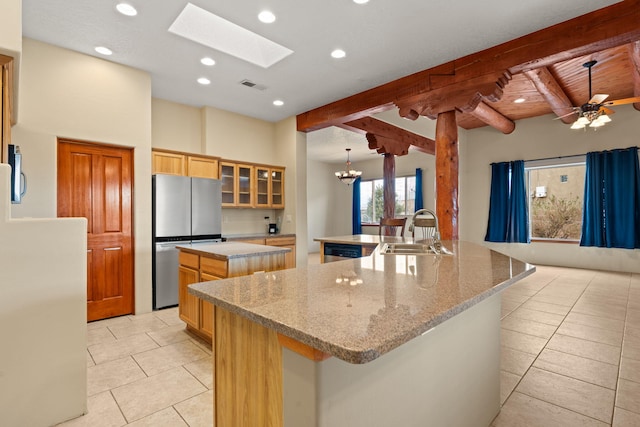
[255,167,285,209]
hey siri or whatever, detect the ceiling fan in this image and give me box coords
[557,60,640,129]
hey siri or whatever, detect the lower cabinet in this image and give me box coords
[266,236,296,269]
[178,249,287,343]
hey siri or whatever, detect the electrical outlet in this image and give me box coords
[286,214,292,223]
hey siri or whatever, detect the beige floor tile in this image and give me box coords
[533,348,619,389]
[564,311,626,333]
[184,356,213,389]
[620,357,640,383]
[56,391,126,427]
[501,298,522,313]
[501,316,557,339]
[616,379,640,414]
[151,307,185,326]
[87,350,95,367]
[516,367,614,423]
[500,370,520,405]
[89,333,159,365]
[613,407,640,426]
[509,306,565,326]
[627,309,640,327]
[492,391,608,427]
[174,390,214,427]
[580,294,628,310]
[572,301,627,321]
[556,321,623,347]
[147,324,192,347]
[112,367,206,423]
[501,328,548,355]
[108,317,169,340]
[500,346,536,377]
[125,408,188,427]
[503,287,537,299]
[521,299,572,316]
[189,335,213,355]
[133,340,209,377]
[88,327,117,347]
[87,356,147,396]
[524,293,577,307]
[501,307,514,319]
[622,339,640,361]
[87,315,132,331]
[547,334,621,365]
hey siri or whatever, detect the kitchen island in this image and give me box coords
[176,241,291,342]
[190,238,535,426]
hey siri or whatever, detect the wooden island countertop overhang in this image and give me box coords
[189,236,535,426]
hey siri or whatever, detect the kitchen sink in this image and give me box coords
[380,243,452,256]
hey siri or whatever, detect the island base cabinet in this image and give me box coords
[213,294,501,427]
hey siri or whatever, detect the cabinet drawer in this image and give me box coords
[179,251,200,269]
[265,236,295,246]
[201,256,228,277]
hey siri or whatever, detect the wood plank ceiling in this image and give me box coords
[297,0,640,154]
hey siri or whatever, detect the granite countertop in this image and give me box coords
[190,238,535,364]
[177,241,290,260]
[314,234,408,245]
[224,233,296,240]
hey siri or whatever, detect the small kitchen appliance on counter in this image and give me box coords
[268,223,278,235]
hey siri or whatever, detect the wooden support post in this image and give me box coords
[435,111,459,240]
[629,41,640,111]
[383,154,395,233]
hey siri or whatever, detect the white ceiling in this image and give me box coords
[22,0,619,162]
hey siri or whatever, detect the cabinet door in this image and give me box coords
[187,156,218,179]
[152,151,186,175]
[271,168,285,208]
[237,164,254,207]
[178,265,200,329]
[199,272,222,339]
[219,162,236,206]
[255,167,270,208]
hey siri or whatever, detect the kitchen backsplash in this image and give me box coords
[221,208,279,235]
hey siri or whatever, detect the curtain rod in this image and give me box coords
[491,146,639,165]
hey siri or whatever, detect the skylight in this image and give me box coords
[168,3,293,69]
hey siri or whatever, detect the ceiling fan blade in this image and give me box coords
[599,106,615,116]
[604,96,640,106]
[588,94,609,104]
[553,110,578,120]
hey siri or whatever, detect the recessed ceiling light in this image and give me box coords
[258,10,276,23]
[273,100,284,106]
[200,57,216,66]
[514,98,526,103]
[94,46,113,56]
[116,3,137,16]
[353,0,370,4]
[197,77,211,85]
[331,49,346,59]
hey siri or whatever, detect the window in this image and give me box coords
[526,158,585,241]
[359,176,416,224]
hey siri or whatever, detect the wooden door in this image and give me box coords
[57,139,134,321]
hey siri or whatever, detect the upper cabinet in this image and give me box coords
[219,161,253,207]
[152,149,218,179]
[255,166,285,209]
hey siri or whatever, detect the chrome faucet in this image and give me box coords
[409,209,443,253]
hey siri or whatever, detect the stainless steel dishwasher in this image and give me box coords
[323,242,363,262]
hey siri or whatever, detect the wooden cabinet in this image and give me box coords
[152,149,219,178]
[255,166,285,208]
[219,161,253,207]
[265,236,296,269]
[178,247,288,343]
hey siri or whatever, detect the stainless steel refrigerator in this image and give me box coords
[152,174,222,309]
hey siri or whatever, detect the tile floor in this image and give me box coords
[57,264,640,426]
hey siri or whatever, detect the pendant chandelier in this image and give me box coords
[335,148,362,185]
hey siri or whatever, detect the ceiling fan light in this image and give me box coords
[570,121,586,130]
[597,114,611,123]
[576,116,590,125]
[589,120,605,128]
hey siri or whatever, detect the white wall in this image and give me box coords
[460,105,640,273]
[152,98,202,153]
[11,38,154,313]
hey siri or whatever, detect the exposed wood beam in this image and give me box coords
[629,41,640,111]
[366,133,410,156]
[297,0,640,132]
[523,67,577,124]
[341,116,435,155]
[464,101,516,134]
[383,154,396,222]
[435,111,459,241]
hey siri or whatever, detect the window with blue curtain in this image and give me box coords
[352,177,362,234]
[580,147,640,249]
[415,168,424,211]
[485,160,529,243]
